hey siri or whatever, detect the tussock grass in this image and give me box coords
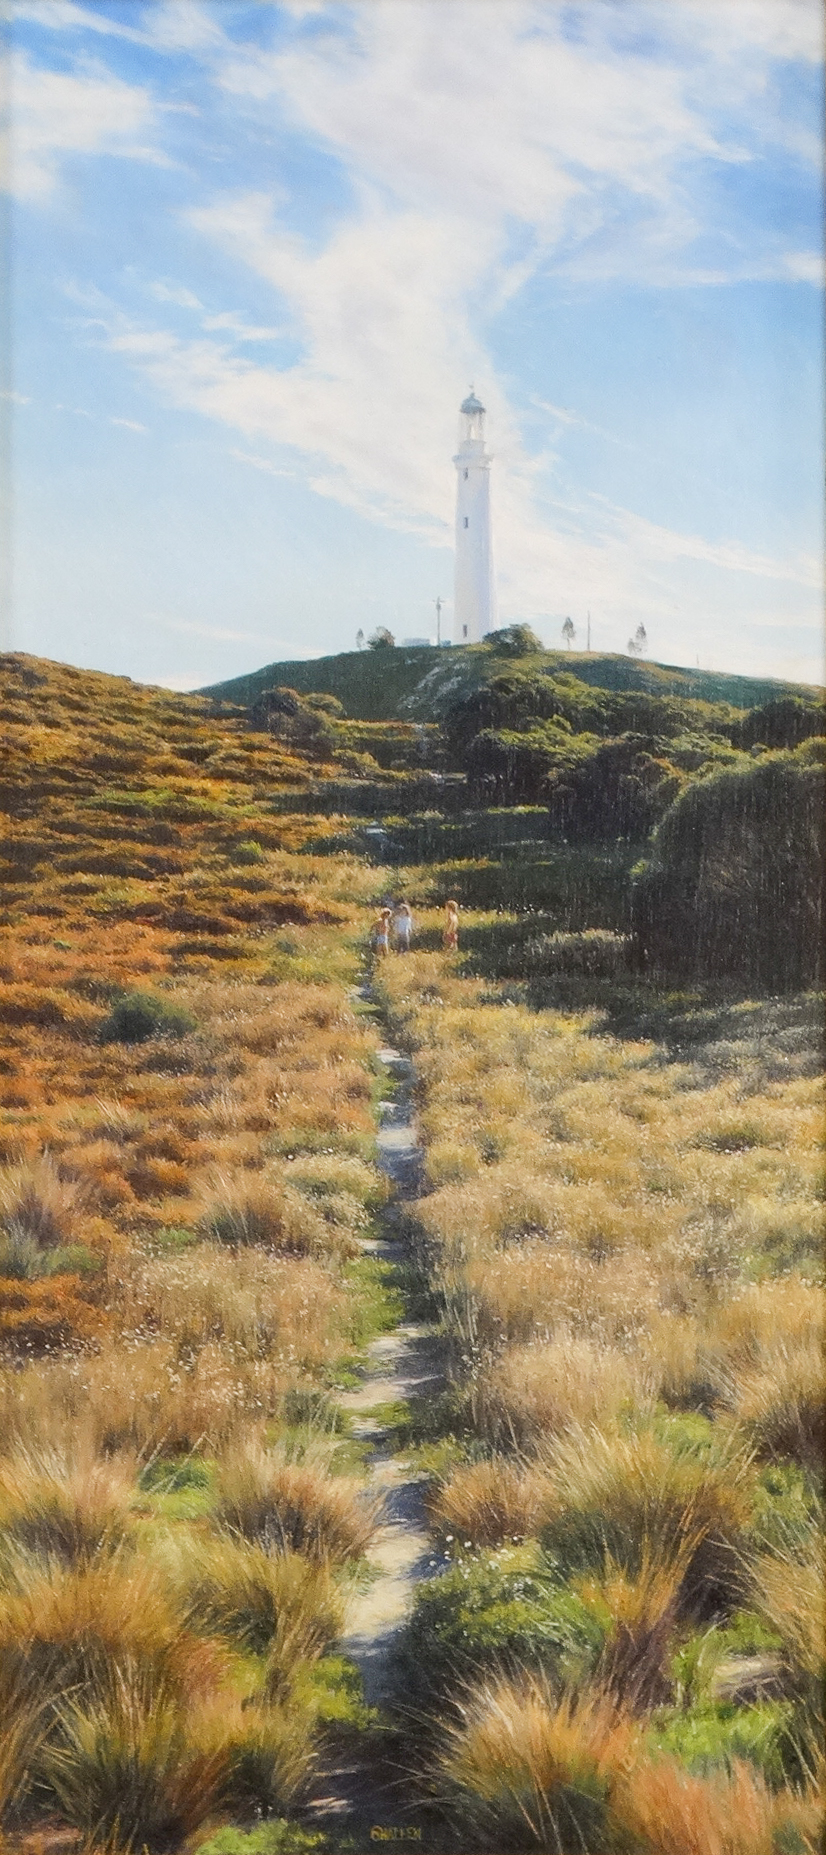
[473,1335,651,1446]
[437,1677,638,1851]
[0,1443,136,1564]
[426,1456,546,1547]
[197,1169,358,1260]
[178,1532,343,1668]
[39,1667,229,1851]
[0,1154,86,1252]
[537,1425,754,1619]
[212,1438,379,1564]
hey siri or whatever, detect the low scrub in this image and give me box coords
[398,1546,603,1709]
[98,991,198,1044]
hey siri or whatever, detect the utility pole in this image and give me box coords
[587,611,591,652]
[435,596,443,647]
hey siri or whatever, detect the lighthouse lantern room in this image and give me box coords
[453,390,497,645]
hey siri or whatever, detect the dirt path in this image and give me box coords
[307,1037,444,1833]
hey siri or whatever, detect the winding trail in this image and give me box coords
[306,1034,444,1835]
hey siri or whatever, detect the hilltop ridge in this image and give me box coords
[201,642,819,721]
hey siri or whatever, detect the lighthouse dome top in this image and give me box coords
[460,391,485,416]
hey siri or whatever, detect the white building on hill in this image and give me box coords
[453,391,497,645]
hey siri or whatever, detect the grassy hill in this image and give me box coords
[2,647,823,1855]
[201,642,819,722]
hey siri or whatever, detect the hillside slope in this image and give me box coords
[201,643,819,721]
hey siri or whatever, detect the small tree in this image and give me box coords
[562,617,575,650]
[628,624,648,657]
[368,627,395,650]
[486,624,543,658]
[356,629,365,651]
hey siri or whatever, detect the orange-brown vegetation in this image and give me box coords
[0,652,386,1843]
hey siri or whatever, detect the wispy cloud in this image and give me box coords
[7,53,163,198]
[110,416,148,432]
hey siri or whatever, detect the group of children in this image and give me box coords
[371,898,460,957]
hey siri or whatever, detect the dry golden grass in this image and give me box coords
[437,1676,639,1850]
[618,1753,823,1855]
[212,1436,380,1564]
[438,1669,823,1854]
[537,1424,754,1618]
[0,1442,136,1563]
[473,1334,651,1446]
[177,1529,343,1658]
[425,1456,547,1547]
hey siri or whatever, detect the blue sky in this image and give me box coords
[4,0,824,689]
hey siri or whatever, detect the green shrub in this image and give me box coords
[198,1823,324,1855]
[633,746,825,988]
[99,991,197,1044]
[649,1699,795,1788]
[396,1546,603,1709]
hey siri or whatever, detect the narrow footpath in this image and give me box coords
[306,1032,445,1841]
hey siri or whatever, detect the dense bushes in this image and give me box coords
[633,744,825,988]
[99,991,198,1044]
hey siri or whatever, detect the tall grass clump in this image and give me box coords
[437,1678,638,1852]
[212,1439,379,1564]
[179,1533,343,1676]
[196,1171,346,1258]
[0,1444,136,1563]
[426,1456,547,1548]
[0,1154,86,1254]
[38,1667,228,1851]
[537,1425,754,1619]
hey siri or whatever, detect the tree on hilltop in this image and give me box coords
[368,627,396,650]
[486,623,543,658]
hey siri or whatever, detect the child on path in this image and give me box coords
[391,901,413,953]
[443,899,460,952]
[371,908,392,958]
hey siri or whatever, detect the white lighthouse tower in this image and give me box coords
[453,390,497,645]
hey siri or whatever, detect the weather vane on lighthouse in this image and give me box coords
[453,386,497,644]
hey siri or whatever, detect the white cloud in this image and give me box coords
[203,311,284,341]
[783,250,824,284]
[8,52,162,197]
[150,282,204,309]
[110,416,148,432]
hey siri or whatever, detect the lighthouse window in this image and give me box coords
[463,516,469,528]
[464,469,468,479]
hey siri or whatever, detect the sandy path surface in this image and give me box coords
[307,1038,443,1830]
[337,1044,441,1706]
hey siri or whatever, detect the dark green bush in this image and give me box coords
[547,735,684,840]
[98,991,197,1043]
[485,623,544,658]
[735,696,826,751]
[632,745,825,989]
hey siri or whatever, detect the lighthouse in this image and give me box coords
[453,390,497,645]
